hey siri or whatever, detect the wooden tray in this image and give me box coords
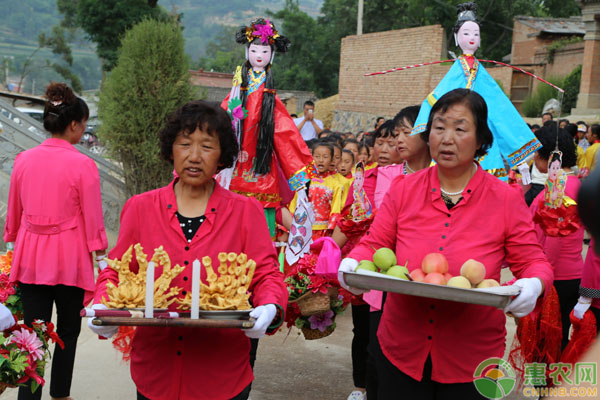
[343,270,520,309]
[91,316,255,329]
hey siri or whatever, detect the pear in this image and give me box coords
[387,265,409,280]
[356,260,377,272]
[373,248,396,271]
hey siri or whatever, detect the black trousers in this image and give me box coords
[374,344,486,399]
[366,309,383,400]
[18,283,84,400]
[554,279,581,350]
[137,384,251,400]
[351,303,370,389]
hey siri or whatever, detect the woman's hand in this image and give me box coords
[504,278,543,317]
[573,296,592,319]
[244,304,277,339]
[87,304,118,338]
[338,258,369,295]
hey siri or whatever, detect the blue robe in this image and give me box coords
[412,56,541,180]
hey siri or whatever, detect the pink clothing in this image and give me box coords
[529,175,584,280]
[342,167,378,212]
[364,163,407,311]
[4,138,107,303]
[374,163,405,208]
[94,180,287,400]
[349,165,553,383]
[581,240,600,310]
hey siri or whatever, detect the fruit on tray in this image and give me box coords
[421,253,449,274]
[387,264,410,280]
[356,260,377,272]
[460,259,486,286]
[373,248,396,271]
[447,276,471,288]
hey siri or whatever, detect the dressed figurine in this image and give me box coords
[219,18,316,237]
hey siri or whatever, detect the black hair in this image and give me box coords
[393,105,421,129]
[304,100,315,108]
[542,112,553,120]
[312,140,334,158]
[235,18,290,175]
[535,125,577,168]
[159,100,238,171]
[373,120,395,139]
[454,3,479,35]
[305,138,318,150]
[565,123,578,139]
[43,82,89,134]
[592,124,600,140]
[358,140,370,157]
[341,148,355,163]
[576,121,587,127]
[290,114,298,118]
[421,88,493,159]
[532,124,541,131]
[343,138,359,149]
[559,119,569,125]
[328,132,344,147]
[363,133,375,147]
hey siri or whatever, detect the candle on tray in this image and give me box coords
[191,259,200,319]
[145,261,155,318]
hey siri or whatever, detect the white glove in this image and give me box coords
[6,242,14,251]
[573,296,592,320]
[517,162,532,185]
[97,260,108,271]
[245,304,277,339]
[0,303,15,331]
[504,278,543,318]
[338,258,369,295]
[87,304,118,339]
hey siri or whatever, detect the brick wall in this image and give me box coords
[334,25,447,132]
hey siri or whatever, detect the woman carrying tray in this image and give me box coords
[339,89,553,399]
[88,101,287,400]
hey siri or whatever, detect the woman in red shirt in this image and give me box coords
[529,126,583,349]
[88,101,287,400]
[339,89,553,399]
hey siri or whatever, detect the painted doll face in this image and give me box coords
[548,159,561,181]
[248,43,272,71]
[457,21,480,55]
[354,166,365,191]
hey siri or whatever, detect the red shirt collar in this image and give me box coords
[42,137,78,152]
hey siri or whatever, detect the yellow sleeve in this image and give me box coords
[288,190,299,215]
[577,145,586,170]
[330,178,343,216]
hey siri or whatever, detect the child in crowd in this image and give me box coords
[343,138,360,162]
[289,140,342,240]
[357,141,370,165]
[339,149,355,178]
[330,142,342,173]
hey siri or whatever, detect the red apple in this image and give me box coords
[444,272,453,282]
[422,253,449,274]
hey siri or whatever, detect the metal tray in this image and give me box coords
[92,316,254,329]
[343,270,520,309]
[197,309,253,320]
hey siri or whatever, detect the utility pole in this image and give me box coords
[357,0,364,35]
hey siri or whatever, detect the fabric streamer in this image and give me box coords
[508,285,562,388]
[112,326,136,362]
[560,310,597,368]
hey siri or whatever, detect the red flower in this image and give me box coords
[0,273,16,302]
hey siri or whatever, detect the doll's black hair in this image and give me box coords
[236,18,290,175]
[453,2,479,34]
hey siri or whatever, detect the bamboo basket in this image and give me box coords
[293,292,331,316]
[301,325,335,340]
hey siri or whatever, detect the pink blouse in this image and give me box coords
[4,138,107,301]
[529,175,584,280]
[349,164,553,383]
[581,240,600,310]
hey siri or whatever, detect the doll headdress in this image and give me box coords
[455,2,478,27]
[235,18,290,53]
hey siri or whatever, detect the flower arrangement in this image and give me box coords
[0,320,63,394]
[0,251,22,318]
[284,253,350,339]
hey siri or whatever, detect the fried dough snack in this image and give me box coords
[101,244,185,309]
[176,252,256,311]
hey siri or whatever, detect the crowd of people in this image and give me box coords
[1,12,600,400]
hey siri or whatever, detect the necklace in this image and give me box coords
[439,162,477,196]
[404,162,415,174]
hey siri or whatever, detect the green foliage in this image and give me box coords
[562,64,582,114]
[195,25,245,73]
[546,36,583,64]
[521,76,564,118]
[540,0,581,18]
[98,18,192,196]
[57,0,168,71]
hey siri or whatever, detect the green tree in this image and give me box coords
[98,18,192,196]
[195,25,245,74]
[541,0,580,18]
[57,0,167,71]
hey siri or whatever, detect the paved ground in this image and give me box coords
[0,268,549,400]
